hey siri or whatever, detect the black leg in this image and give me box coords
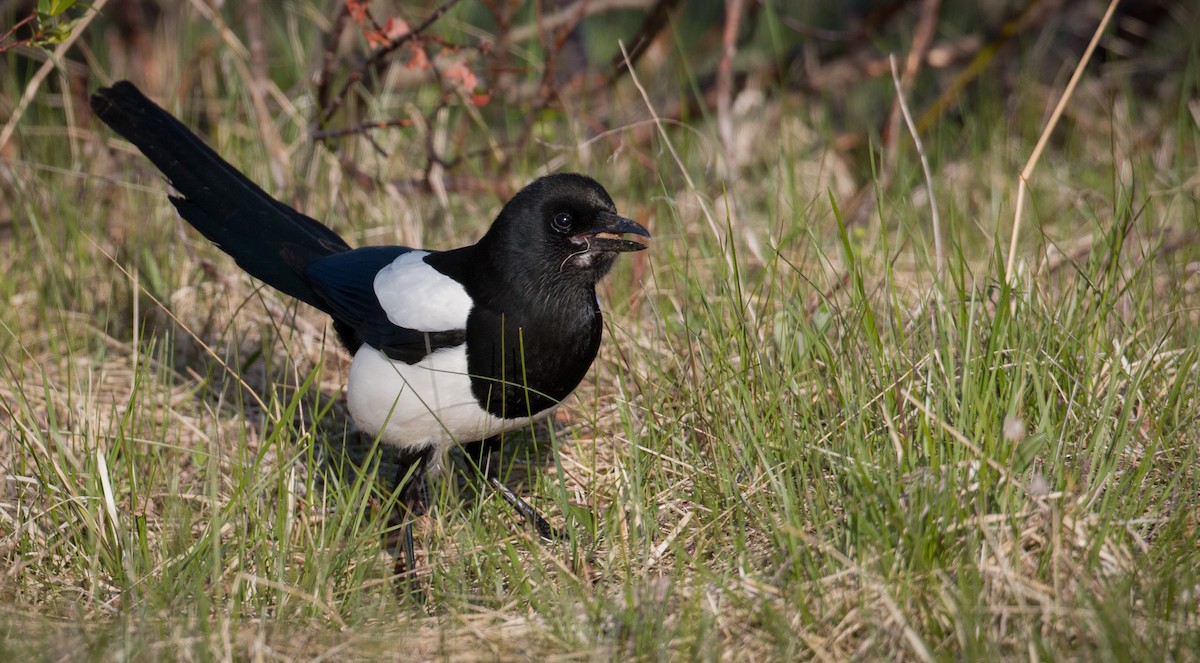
[403,519,417,571]
[489,477,563,541]
[388,447,432,596]
[461,435,566,543]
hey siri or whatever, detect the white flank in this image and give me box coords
[346,345,556,458]
[373,251,472,331]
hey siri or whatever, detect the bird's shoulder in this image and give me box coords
[373,248,473,331]
[302,245,468,363]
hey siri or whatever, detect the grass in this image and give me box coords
[3,2,1200,660]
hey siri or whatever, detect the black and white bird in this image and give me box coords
[90,81,649,527]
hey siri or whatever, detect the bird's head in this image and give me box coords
[485,174,650,287]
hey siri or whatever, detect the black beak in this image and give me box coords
[571,211,651,253]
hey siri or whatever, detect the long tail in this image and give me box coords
[89,81,350,311]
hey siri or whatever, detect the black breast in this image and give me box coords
[422,245,605,420]
[464,295,603,419]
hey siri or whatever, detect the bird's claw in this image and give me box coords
[489,477,562,542]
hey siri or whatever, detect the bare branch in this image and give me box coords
[606,0,683,86]
[318,0,464,128]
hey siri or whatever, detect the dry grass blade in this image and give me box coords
[1004,0,1121,284]
[889,54,943,277]
[89,238,270,413]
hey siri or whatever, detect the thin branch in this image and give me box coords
[767,0,915,42]
[310,118,415,140]
[502,0,586,170]
[0,14,37,54]
[606,0,682,86]
[314,2,351,115]
[508,0,656,43]
[318,0,463,127]
[915,0,1056,134]
[0,0,110,155]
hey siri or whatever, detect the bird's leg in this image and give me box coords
[388,448,432,595]
[459,435,565,542]
[490,477,563,541]
[459,434,503,475]
[392,473,424,575]
[402,519,416,573]
[394,514,422,601]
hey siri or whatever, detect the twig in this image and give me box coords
[606,0,682,85]
[768,0,915,42]
[915,0,1055,134]
[800,34,981,92]
[502,0,586,170]
[0,14,37,54]
[508,0,656,43]
[309,118,415,140]
[314,2,351,116]
[1004,0,1120,285]
[0,0,109,155]
[318,0,463,127]
[889,54,943,277]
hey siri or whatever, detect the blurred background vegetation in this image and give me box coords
[3,0,1194,214]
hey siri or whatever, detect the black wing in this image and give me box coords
[302,247,466,364]
[90,81,351,311]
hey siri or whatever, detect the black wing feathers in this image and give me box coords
[303,247,466,363]
[90,81,350,311]
[91,81,466,365]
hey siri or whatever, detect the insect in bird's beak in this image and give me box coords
[571,211,651,253]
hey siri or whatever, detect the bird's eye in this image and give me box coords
[551,212,573,233]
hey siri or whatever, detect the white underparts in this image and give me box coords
[357,250,557,468]
[346,344,556,464]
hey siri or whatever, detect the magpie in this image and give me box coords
[89,81,649,538]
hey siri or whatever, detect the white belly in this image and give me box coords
[346,344,554,453]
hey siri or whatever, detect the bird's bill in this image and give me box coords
[572,211,651,253]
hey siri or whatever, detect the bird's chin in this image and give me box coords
[564,248,619,275]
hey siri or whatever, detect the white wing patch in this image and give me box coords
[373,251,472,331]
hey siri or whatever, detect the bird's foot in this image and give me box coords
[489,477,563,542]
